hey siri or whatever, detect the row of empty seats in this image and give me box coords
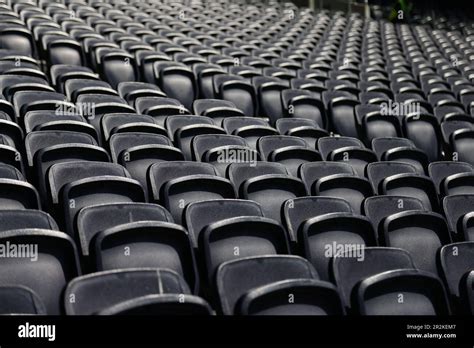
[0,0,472,315]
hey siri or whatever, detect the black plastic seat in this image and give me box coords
[467,270,474,314]
[1,64,45,81]
[166,115,225,160]
[117,81,166,106]
[101,113,167,141]
[0,134,24,173]
[0,285,46,315]
[64,78,118,103]
[13,90,72,121]
[193,63,226,99]
[241,57,272,71]
[175,52,207,67]
[193,99,244,122]
[281,89,326,128]
[64,268,193,315]
[47,161,145,234]
[136,50,172,84]
[75,94,135,132]
[0,119,23,158]
[24,111,98,141]
[434,103,466,121]
[318,136,365,160]
[222,117,278,149]
[43,36,83,66]
[403,114,442,162]
[460,91,474,115]
[363,194,425,232]
[394,94,432,114]
[0,75,51,103]
[148,161,235,223]
[371,137,429,174]
[252,76,287,125]
[258,135,322,176]
[299,162,356,192]
[329,148,377,177]
[275,118,328,148]
[74,201,169,263]
[0,25,34,57]
[355,269,450,315]
[135,96,190,126]
[216,255,319,315]
[228,162,307,223]
[428,161,474,195]
[361,112,402,145]
[367,162,419,194]
[443,194,474,241]
[109,132,183,194]
[283,196,353,243]
[381,211,451,274]
[291,77,326,99]
[192,134,258,176]
[312,172,373,214]
[92,221,198,293]
[154,62,197,110]
[332,247,416,312]
[450,130,474,166]
[0,209,58,233]
[440,242,474,313]
[50,65,98,92]
[196,206,290,282]
[0,94,15,120]
[184,199,265,249]
[25,131,109,201]
[379,171,439,211]
[0,177,40,210]
[0,162,23,180]
[228,66,261,81]
[441,119,474,150]
[97,294,213,315]
[323,91,359,138]
[354,104,383,126]
[213,75,257,117]
[359,91,392,105]
[441,172,474,197]
[263,67,296,81]
[300,212,376,281]
[95,48,137,89]
[0,229,79,314]
[238,279,344,315]
[0,110,11,122]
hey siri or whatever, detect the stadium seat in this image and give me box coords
[223,117,278,149]
[228,162,307,223]
[97,294,213,315]
[258,135,322,176]
[149,161,235,223]
[443,195,474,241]
[0,285,46,315]
[216,255,330,315]
[0,229,80,314]
[333,247,416,312]
[192,134,259,176]
[64,268,194,315]
[440,242,474,313]
[47,161,145,233]
[93,221,199,293]
[355,270,450,315]
[0,0,471,319]
[381,211,451,274]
